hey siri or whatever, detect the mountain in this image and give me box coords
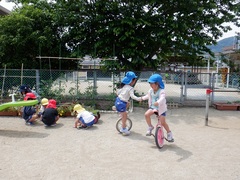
[208,36,235,53]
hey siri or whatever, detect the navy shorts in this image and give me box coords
[150,108,166,117]
[79,117,95,126]
[115,97,127,112]
[160,112,166,117]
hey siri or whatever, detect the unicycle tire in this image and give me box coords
[116,117,132,133]
[155,126,164,149]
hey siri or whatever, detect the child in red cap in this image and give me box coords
[22,93,39,125]
[41,99,59,127]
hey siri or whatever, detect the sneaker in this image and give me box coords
[50,123,57,127]
[120,128,130,136]
[146,126,154,136]
[78,125,88,129]
[167,132,174,142]
[26,121,34,126]
[112,106,117,111]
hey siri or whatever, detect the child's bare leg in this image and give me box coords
[55,116,60,124]
[126,102,130,109]
[160,116,174,141]
[144,109,154,127]
[121,111,127,128]
[160,116,170,133]
[29,115,38,122]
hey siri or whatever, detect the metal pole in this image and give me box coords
[36,70,40,95]
[216,56,219,88]
[93,60,97,89]
[205,89,212,126]
[205,94,209,126]
[207,58,210,74]
[1,65,6,101]
[207,58,210,85]
[21,63,23,85]
[226,67,230,88]
[183,72,187,100]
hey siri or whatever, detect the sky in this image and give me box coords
[0,0,239,41]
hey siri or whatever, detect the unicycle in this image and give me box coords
[116,117,132,133]
[150,111,172,149]
[154,123,165,149]
[112,102,133,133]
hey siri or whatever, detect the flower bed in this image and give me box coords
[0,107,20,116]
[57,103,75,117]
[213,103,240,111]
[0,111,18,116]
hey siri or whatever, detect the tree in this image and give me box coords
[1,0,240,71]
[61,0,240,71]
[0,1,75,69]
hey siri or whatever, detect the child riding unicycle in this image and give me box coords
[142,74,174,142]
[114,71,142,136]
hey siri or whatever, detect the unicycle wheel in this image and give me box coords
[155,126,164,149]
[116,117,132,133]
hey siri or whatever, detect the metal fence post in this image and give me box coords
[180,85,183,103]
[36,70,40,94]
[183,72,187,100]
[211,73,216,103]
[93,61,97,89]
[1,65,7,100]
[205,88,212,126]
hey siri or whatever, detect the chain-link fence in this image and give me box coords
[0,69,240,106]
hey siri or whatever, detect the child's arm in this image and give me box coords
[74,118,79,128]
[141,89,151,101]
[141,95,147,100]
[141,92,149,101]
[129,88,142,101]
[154,90,166,106]
[37,105,44,117]
[74,113,82,128]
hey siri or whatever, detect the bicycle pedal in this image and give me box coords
[165,138,174,143]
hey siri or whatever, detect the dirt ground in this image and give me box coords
[0,107,240,180]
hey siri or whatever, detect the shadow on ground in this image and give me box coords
[0,129,49,138]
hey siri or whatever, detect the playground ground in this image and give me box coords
[0,107,240,180]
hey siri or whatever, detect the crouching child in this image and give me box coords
[41,99,59,127]
[22,93,39,125]
[73,104,100,129]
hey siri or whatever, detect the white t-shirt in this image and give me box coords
[77,111,95,123]
[39,105,45,114]
[118,84,141,102]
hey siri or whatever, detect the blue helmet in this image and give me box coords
[148,74,165,89]
[121,71,138,85]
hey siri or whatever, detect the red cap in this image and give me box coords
[24,93,37,100]
[46,99,57,109]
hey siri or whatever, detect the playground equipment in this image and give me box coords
[0,94,38,111]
